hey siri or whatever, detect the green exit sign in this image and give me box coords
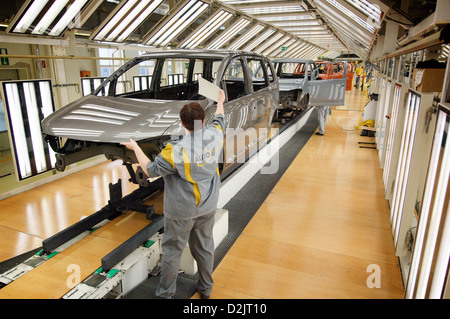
[0,48,9,66]
[281,46,287,51]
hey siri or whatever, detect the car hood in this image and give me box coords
[41,95,195,143]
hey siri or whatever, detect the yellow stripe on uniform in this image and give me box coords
[182,147,201,206]
[214,124,223,134]
[160,143,175,169]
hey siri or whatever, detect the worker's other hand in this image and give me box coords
[217,89,225,104]
[120,138,138,150]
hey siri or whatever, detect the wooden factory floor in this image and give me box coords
[205,88,405,299]
[0,88,404,299]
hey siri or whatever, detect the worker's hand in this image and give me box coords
[120,138,138,151]
[217,89,225,105]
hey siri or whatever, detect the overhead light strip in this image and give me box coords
[272,21,321,27]
[261,35,291,57]
[243,28,275,52]
[116,0,164,42]
[240,5,305,15]
[228,24,265,50]
[207,18,251,49]
[324,0,375,33]
[94,0,140,40]
[180,9,233,49]
[146,0,209,46]
[253,32,283,54]
[32,0,69,35]
[12,0,49,33]
[49,0,90,36]
[259,14,315,22]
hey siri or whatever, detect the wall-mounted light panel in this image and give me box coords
[406,104,450,299]
[91,0,164,42]
[390,91,436,256]
[143,0,209,46]
[1,80,56,180]
[383,83,405,193]
[133,75,153,91]
[7,0,92,37]
[81,77,108,96]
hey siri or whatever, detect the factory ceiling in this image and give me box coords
[0,0,446,61]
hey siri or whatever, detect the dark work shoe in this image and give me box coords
[200,292,210,299]
[315,132,324,135]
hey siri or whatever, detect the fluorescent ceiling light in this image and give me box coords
[346,0,382,24]
[32,0,69,35]
[94,0,140,40]
[240,5,305,15]
[261,35,290,56]
[259,14,315,22]
[272,21,321,27]
[228,24,265,50]
[283,26,327,31]
[49,0,89,36]
[13,0,49,33]
[146,0,209,46]
[254,32,283,53]
[180,10,233,49]
[207,18,251,49]
[116,0,164,42]
[325,0,375,33]
[219,0,277,3]
[243,28,275,52]
[160,2,209,46]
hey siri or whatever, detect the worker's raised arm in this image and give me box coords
[216,90,225,116]
[121,138,150,177]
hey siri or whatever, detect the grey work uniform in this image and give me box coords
[317,105,330,135]
[146,114,225,299]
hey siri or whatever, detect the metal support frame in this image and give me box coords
[42,177,164,254]
[101,213,164,272]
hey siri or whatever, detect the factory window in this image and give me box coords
[98,48,124,77]
[138,51,156,76]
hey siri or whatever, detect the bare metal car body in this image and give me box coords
[272,58,347,109]
[41,50,279,184]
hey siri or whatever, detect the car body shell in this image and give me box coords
[272,58,347,108]
[41,49,279,180]
[317,61,354,91]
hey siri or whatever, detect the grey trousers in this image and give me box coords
[155,211,215,299]
[317,106,330,134]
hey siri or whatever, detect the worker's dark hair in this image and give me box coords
[180,102,205,132]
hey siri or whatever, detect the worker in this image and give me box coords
[121,90,226,299]
[355,65,363,89]
[316,105,330,136]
